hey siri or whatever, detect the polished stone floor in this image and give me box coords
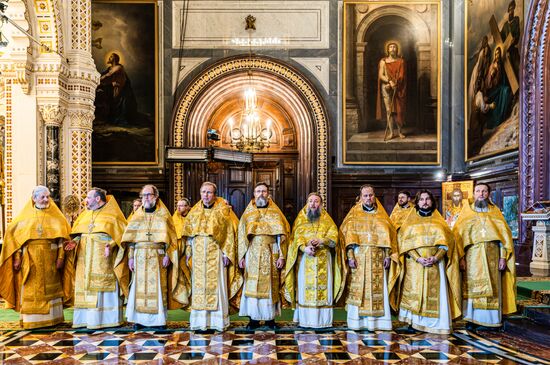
[0,326,549,364]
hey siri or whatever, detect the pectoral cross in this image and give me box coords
[367,231,373,241]
[146,231,153,241]
[88,223,95,233]
[480,227,487,238]
[37,225,43,237]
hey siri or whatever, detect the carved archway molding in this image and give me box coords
[172,56,329,205]
[519,1,550,242]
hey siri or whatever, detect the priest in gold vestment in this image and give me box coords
[0,186,71,329]
[182,182,242,331]
[284,193,342,328]
[238,182,290,329]
[453,183,516,329]
[340,185,397,330]
[395,190,461,334]
[173,198,191,238]
[122,184,183,328]
[389,190,413,230]
[64,188,128,329]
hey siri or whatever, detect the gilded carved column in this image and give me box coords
[65,0,99,210]
[38,104,67,204]
[66,110,93,208]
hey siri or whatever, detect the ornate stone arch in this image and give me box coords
[171,56,330,205]
[519,1,550,242]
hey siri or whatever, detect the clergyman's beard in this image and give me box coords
[474,199,489,210]
[256,196,267,208]
[35,202,50,209]
[416,204,435,216]
[307,207,321,222]
[398,201,408,208]
[144,198,157,209]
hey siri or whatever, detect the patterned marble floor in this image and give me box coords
[0,326,548,364]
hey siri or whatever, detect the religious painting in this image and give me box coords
[91,0,158,164]
[502,192,519,239]
[465,0,522,161]
[343,1,441,165]
[441,180,473,228]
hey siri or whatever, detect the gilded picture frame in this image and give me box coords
[342,1,441,165]
[91,0,159,165]
[441,180,473,228]
[464,0,522,161]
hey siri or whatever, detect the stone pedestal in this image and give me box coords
[530,221,550,277]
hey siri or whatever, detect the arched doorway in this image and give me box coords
[170,56,329,221]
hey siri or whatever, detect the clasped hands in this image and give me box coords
[416,256,438,267]
[304,238,323,256]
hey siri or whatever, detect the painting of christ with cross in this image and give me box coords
[465,0,523,161]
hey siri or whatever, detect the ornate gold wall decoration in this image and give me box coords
[172,57,329,204]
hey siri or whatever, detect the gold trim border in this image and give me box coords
[342,1,442,165]
[171,57,329,205]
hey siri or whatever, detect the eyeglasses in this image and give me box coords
[140,193,155,198]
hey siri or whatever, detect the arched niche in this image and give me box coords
[171,56,330,208]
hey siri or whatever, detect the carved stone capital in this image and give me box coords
[68,110,94,131]
[39,104,67,127]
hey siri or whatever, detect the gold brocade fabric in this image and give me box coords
[238,199,290,303]
[400,246,441,318]
[284,206,342,308]
[348,245,386,316]
[453,202,516,314]
[134,242,168,313]
[20,239,64,314]
[65,196,129,304]
[395,210,461,319]
[0,198,70,312]
[339,201,398,308]
[182,197,242,311]
[463,241,500,310]
[172,211,187,239]
[122,200,187,310]
[73,233,118,308]
[389,203,413,230]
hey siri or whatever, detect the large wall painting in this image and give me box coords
[343,1,441,165]
[465,0,522,161]
[91,0,158,164]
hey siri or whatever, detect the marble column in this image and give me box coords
[39,105,66,204]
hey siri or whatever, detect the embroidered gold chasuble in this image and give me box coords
[63,196,129,309]
[172,211,187,239]
[122,200,186,313]
[453,202,516,315]
[284,206,342,308]
[0,198,70,321]
[389,203,413,230]
[181,197,242,311]
[238,199,290,304]
[339,201,398,316]
[395,210,461,319]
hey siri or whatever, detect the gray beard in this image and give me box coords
[474,199,488,210]
[255,197,267,208]
[35,203,49,209]
[307,208,321,222]
[144,199,157,209]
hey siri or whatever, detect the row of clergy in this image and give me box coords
[0,181,516,334]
